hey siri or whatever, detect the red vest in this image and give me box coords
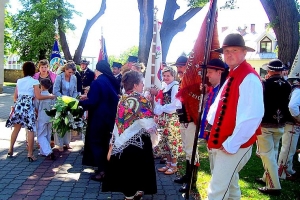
[207,60,262,149]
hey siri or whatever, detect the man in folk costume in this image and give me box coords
[198,59,227,175]
[206,33,264,199]
[172,55,200,193]
[199,59,227,141]
[80,59,95,92]
[277,77,300,181]
[255,59,291,196]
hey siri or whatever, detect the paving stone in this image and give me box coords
[43,186,61,191]
[58,186,73,192]
[55,191,71,197]
[38,195,54,200]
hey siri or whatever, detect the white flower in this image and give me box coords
[64,118,69,125]
[55,112,61,119]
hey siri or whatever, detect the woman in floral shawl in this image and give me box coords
[102,70,157,200]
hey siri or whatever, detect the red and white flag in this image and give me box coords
[98,35,108,62]
[145,20,163,90]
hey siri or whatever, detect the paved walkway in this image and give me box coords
[0,86,192,200]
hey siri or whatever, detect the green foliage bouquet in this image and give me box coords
[45,96,86,137]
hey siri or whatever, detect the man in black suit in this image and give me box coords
[80,60,95,92]
[112,62,122,85]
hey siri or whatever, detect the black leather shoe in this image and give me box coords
[47,153,56,160]
[90,174,105,182]
[179,183,188,193]
[178,183,196,193]
[258,187,281,196]
[255,177,265,185]
[174,174,187,184]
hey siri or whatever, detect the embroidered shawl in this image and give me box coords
[112,91,156,153]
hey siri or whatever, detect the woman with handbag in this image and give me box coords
[53,61,78,151]
[102,70,157,200]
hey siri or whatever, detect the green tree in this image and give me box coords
[4,6,13,56]
[109,46,139,65]
[7,0,106,64]
[9,0,78,62]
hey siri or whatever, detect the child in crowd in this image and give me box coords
[35,79,56,160]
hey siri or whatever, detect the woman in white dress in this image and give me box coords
[6,61,55,161]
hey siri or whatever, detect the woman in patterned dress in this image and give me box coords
[6,61,56,161]
[154,66,183,175]
[102,70,157,200]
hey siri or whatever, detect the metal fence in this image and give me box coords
[4,63,22,70]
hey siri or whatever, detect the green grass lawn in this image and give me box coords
[4,82,16,87]
[182,142,300,200]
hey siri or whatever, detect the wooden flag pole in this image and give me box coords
[185,0,218,199]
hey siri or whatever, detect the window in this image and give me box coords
[260,36,272,53]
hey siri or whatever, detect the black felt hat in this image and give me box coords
[262,59,284,71]
[212,33,255,53]
[112,62,122,68]
[171,56,188,66]
[127,56,138,63]
[203,59,226,71]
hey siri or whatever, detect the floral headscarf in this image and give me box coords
[116,91,153,135]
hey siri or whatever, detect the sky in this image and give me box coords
[8,0,269,63]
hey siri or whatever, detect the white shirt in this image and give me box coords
[114,73,121,78]
[207,70,264,154]
[17,76,40,97]
[289,87,300,117]
[153,81,182,115]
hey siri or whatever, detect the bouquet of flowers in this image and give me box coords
[45,96,86,137]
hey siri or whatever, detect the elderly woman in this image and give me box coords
[102,70,157,200]
[79,60,119,182]
[6,61,55,161]
[33,59,57,93]
[53,62,78,151]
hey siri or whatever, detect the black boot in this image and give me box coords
[179,165,198,193]
[174,160,190,184]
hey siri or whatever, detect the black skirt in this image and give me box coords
[102,134,157,197]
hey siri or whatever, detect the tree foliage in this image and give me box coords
[108,46,138,65]
[9,0,79,62]
[4,6,13,56]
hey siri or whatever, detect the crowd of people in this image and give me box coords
[5,33,300,199]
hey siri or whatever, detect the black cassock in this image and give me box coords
[79,74,118,172]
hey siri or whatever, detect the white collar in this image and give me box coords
[162,81,179,92]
